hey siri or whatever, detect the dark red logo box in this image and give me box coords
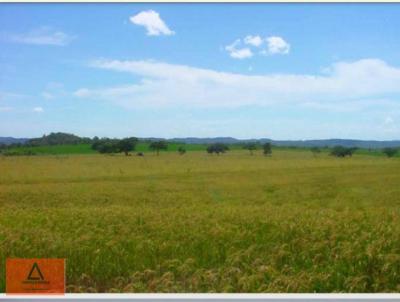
[6,258,65,295]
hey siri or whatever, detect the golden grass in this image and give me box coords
[0,150,399,292]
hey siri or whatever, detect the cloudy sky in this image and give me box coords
[1,4,400,139]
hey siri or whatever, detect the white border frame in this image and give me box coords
[0,1,400,299]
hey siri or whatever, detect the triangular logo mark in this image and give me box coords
[26,262,45,281]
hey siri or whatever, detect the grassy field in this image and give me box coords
[0,150,399,293]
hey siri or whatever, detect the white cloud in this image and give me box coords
[33,107,44,113]
[265,36,290,55]
[8,27,74,46]
[225,39,253,59]
[75,58,400,110]
[244,35,263,47]
[227,35,290,58]
[229,48,253,59]
[130,10,174,36]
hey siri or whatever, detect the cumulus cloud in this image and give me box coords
[227,35,289,58]
[244,35,263,47]
[265,36,290,55]
[33,107,44,113]
[7,27,74,46]
[130,10,174,36]
[74,58,400,110]
[225,39,253,59]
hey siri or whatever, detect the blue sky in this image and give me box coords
[1,4,400,139]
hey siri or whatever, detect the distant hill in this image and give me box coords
[170,137,242,144]
[0,137,29,145]
[2,133,400,149]
[28,132,92,146]
[168,137,400,149]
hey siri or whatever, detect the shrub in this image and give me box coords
[2,150,36,156]
[178,147,186,155]
[243,143,258,155]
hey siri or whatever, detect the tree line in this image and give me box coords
[91,137,169,156]
[90,139,275,156]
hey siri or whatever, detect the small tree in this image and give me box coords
[382,147,398,158]
[311,147,321,157]
[118,137,138,156]
[149,140,168,155]
[178,146,186,155]
[243,142,257,155]
[206,143,229,155]
[263,142,272,156]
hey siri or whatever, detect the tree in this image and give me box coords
[382,147,398,158]
[243,142,257,155]
[149,140,168,155]
[92,137,138,155]
[91,138,102,151]
[311,147,321,157]
[263,142,272,156]
[118,137,138,156]
[92,139,120,154]
[178,146,186,155]
[206,143,229,155]
[330,146,356,157]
